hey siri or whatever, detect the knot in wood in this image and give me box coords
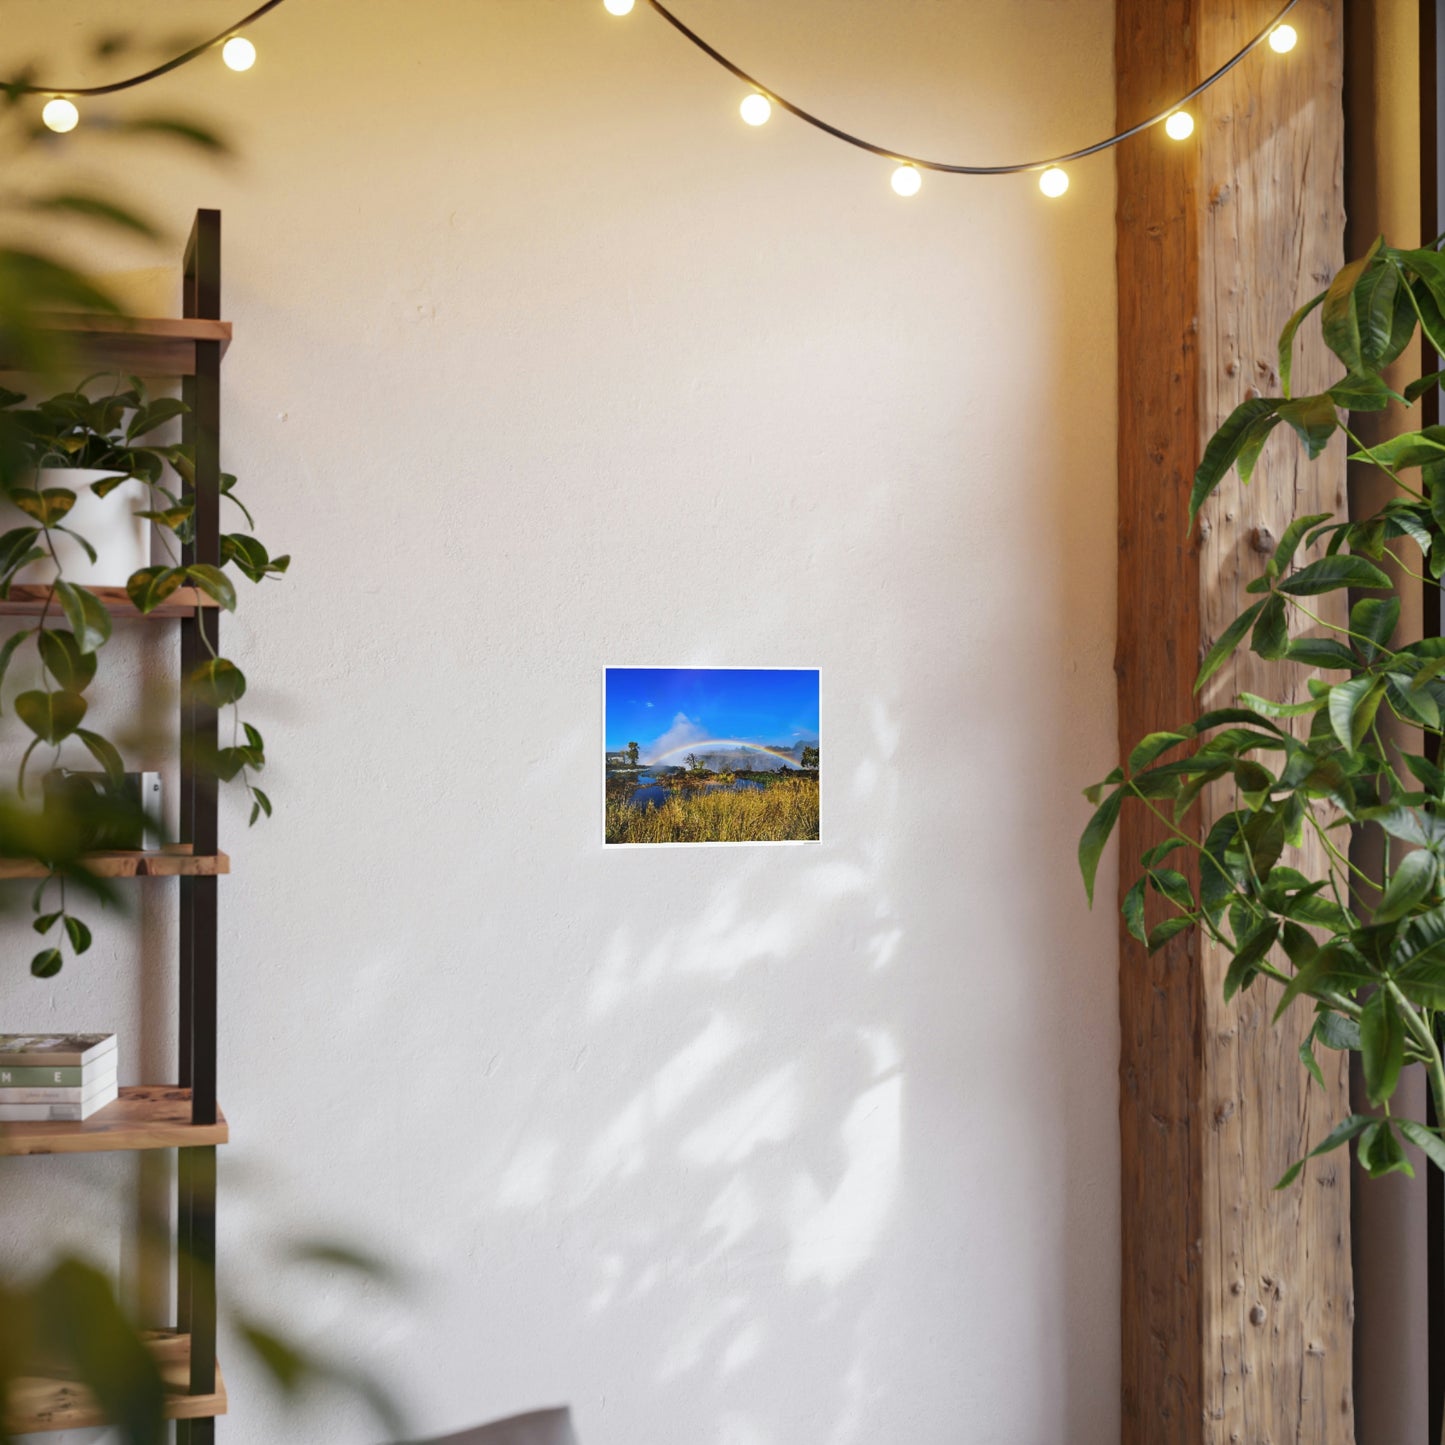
[1249,1304,1267,1326]
[1251,526,1277,555]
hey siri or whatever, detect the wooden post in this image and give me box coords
[1115,2,1354,1440]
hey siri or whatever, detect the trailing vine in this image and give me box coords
[0,376,287,976]
[1083,236,1445,1186]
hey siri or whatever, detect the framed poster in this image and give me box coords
[604,667,820,846]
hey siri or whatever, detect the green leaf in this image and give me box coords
[1375,848,1437,922]
[64,915,92,954]
[1146,915,1193,954]
[1236,691,1322,719]
[1404,752,1445,795]
[1122,878,1146,942]
[37,629,96,692]
[1328,675,1384,752]
[33,910,61,935]
[1284,638,1356,669]
[76,728,125,785]
[1360,989,1405,1105]
[1398,1119,1445,1172]
[1355,255,1402,365]
[251,786,272,820]
[1320,246,1375,372]
[1299,1022,1325,1090]
[1277,555,1393,595]
[1361,1119,1415,1178]
[14,688,86,744]
[1222,920,1279,1001]
[1351,426,1445,470]
[1278,289,1325,398]
[53,580,111,653]
[1352,596,1400,660]
[1079,789,1123,906]
[25,191,161,239]
[1190,399,1280,523]
[1274,943,1375,1022]
[30,947,62,978]
[186,657,247,708]
[1270,511,1334,577]
[1196,599,1266,691]
[1329,372,1396,412]
[1277,393,1339,458]
[125,397,188,441]
[1406,369,1445,403]
[185,563,236,612]
[125,565,184,614]
[1276,1112,1377,1188]
[1251,594,1289,659]
[1128,731,1188,773]
[1274,1159,1306,1190]
[1317,1012,1362,1050]
[0,625,33,711]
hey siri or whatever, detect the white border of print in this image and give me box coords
[601,665,822,848]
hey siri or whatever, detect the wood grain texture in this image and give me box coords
[0,584,217,618]
[0,848,229,880]
[1116,2,1352,1440]
[0,314,233,376]
[3,1329,226,1432]
[0,1086,228,1156]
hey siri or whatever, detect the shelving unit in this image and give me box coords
[1,210,230,1440]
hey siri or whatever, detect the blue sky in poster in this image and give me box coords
[605,668,820,761]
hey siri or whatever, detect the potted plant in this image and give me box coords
[1081,236,1445,1182]
[0,378,289,976]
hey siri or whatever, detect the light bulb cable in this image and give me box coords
[14,0,289,98]
[14,0,1301,178]
[642,0,1301,174]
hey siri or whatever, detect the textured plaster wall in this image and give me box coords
[1,2,1119,1441]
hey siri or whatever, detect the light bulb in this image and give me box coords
[740,93,772,127]
[1268,23,1297,53]
[1039,166,1069,198]
[222,36,256,71]
[42,98,78,133]
[890,164,922,198]
[604,0,635,14]
[1164,110,1194,140]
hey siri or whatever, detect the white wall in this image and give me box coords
[2,3,1120,1441]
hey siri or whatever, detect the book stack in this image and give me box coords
[0,1033,118,1122]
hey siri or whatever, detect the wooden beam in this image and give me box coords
[1115,2,1353,1440]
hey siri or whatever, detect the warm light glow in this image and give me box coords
[604,0,635,14]
[41,98,78,133]
[1268,23,1298,53]
[890,164,922,198]
[1164,110,1194,140]
[1039,166,1069,198]
[740,93,772,127]
[221,36,256,71]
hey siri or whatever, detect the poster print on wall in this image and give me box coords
[604,667,820,845]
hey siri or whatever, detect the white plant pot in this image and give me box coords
[5,469,151,588]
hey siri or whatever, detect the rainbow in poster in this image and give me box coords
[604,667,820,846]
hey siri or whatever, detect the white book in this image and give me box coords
[0,1080,118,1122]
[0,1065,118,1105]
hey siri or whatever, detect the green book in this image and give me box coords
[0,1065,93,1086]
[0,1033,116,1068]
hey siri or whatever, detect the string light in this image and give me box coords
[16,0,1303,201]
[41,98,79,133]
[221,36,257,71]
[891,164,922,198]
[1038,167,1069,198]
[739,92,772,127]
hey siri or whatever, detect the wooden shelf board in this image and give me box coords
[0,313,232,376]
[0,846,229,880]
[0,1085,227,1157]
[0,584,217,618]
[5,1329,226,1433]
